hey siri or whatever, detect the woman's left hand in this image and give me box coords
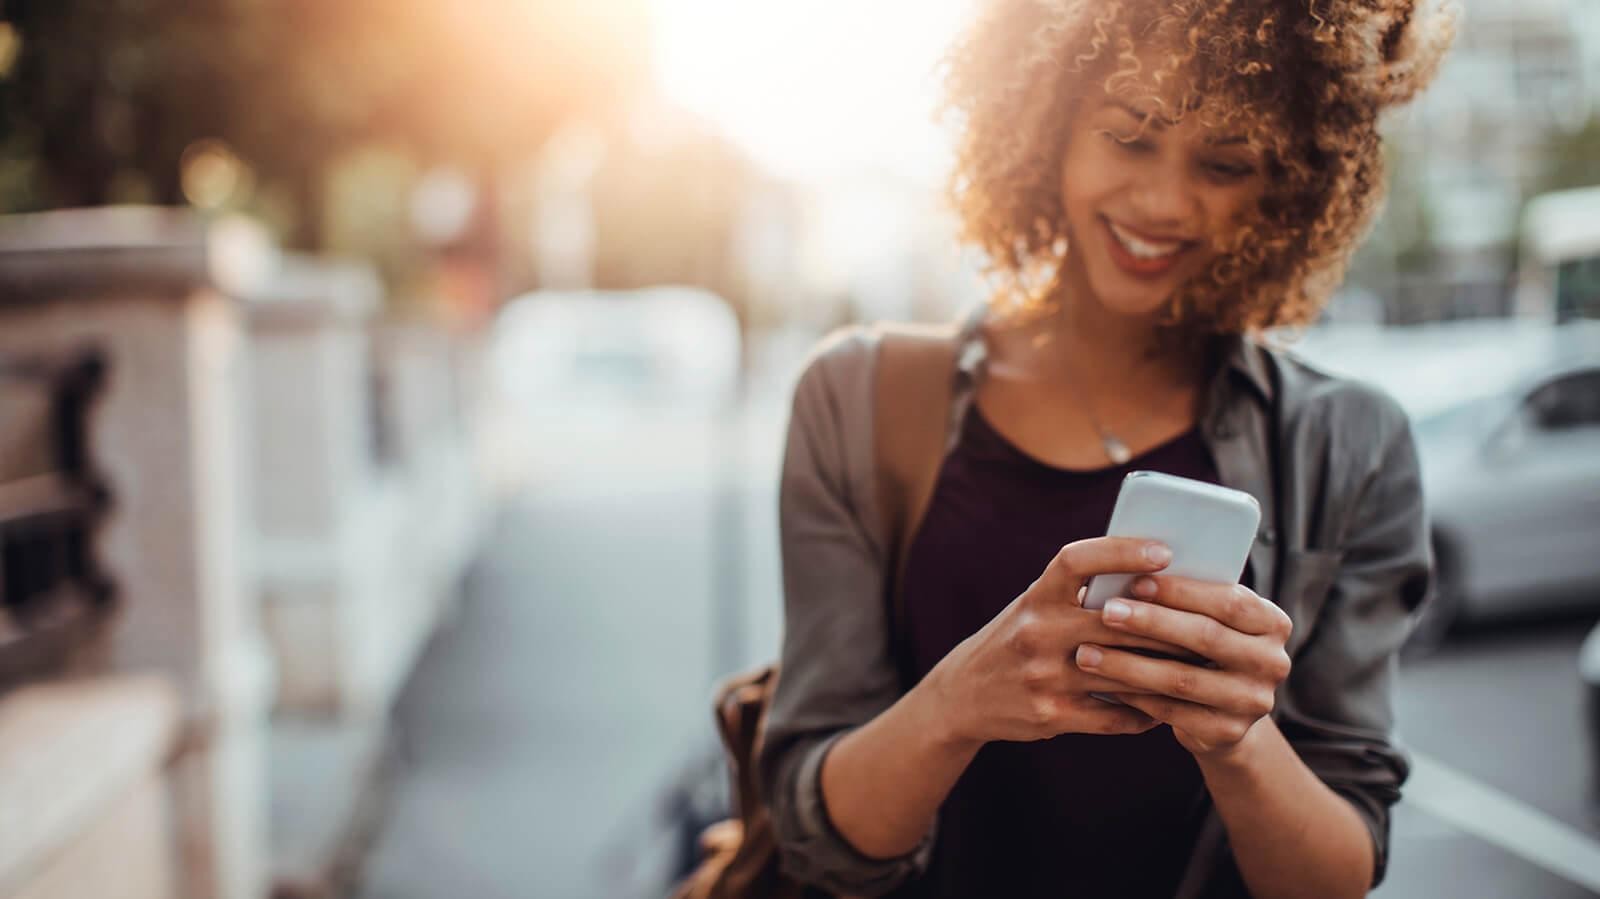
[1073,574,1293,760]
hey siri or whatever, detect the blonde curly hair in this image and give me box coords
[939,0,1458,334]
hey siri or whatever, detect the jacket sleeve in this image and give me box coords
[755,328,937,896]
[1277,387,1432,889]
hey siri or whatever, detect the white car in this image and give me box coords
[482,287,744,488]
[490,286,742,417]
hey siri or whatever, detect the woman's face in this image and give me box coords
[1058,79,1268,321]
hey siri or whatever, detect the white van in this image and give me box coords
[1517,184,1600,323]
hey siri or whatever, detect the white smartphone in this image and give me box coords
[1082,471,1261,611]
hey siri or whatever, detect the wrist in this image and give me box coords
[909,664,983,756]
[1194,716,1274,775]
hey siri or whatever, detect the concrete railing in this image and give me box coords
[0,206,491,899]
[0,675,180,899]
[242,259,485,722]
[0,206,274,899]
[242,256,390,719]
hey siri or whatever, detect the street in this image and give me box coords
[360,386,1600,898]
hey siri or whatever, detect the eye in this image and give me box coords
[1205,160,1257,182]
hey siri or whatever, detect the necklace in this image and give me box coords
[1078,389,1134,465]
[1052,333,1140,465]
[1065,364,1133,463]
[986,349,1139,465]
[987,314,1199,466]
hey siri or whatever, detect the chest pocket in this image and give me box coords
[1278,548,1344,658]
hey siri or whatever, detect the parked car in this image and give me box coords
[489,286,742,417]
[481,286,744,487]
[1293,320,1600,649]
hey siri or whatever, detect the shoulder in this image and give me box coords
[786,324,880,442]
[1262,341,1413,456]
[793,324,879,399]
[781,325,888,550]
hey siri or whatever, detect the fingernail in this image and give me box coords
[1145,543,1172,565]
[1076,644,1103,668]
[1103,599,1131,623]
[1131,577,1157,597]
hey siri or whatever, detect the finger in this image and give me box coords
[1065,695,1162,735]
[1067,609,1200,660]
[1018,607,1200,669]
[1129,576,1291,639]
[1037,537,1173,602]
[1099,598,1276,674]
[1111,692,1217,733]
[1113,693,1255,749]
[1070,670,1165,696]
[1074,645,1275,720]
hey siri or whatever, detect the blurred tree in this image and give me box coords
[1533,114,1600,195]
[590,122,751,300]
[0,0,650,250]
[1348,142,1435,281]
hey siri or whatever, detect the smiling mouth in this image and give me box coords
[1100,216,1196,276]
[1105,217,1194,257]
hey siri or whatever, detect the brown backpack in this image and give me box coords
[669,323,962,899]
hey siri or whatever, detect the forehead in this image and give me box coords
[1093,72,1270,141]
[1088,38,1276,136]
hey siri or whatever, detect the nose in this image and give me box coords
[1126,162,1199,233]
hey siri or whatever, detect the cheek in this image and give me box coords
[1221,181,1268,226]
[1058,143,1118,226]
[1194,184,1266,248]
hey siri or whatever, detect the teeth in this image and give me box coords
[1107,221,1185,260]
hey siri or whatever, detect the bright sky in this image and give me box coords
[650,0,974,182]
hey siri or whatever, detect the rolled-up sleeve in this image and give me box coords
[756,329,936,896]
[1277,390,1432,889]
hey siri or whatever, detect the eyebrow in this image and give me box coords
[1103,100,1251,147]
[1106,99,1167,130]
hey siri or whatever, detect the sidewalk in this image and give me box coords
[358,480,734,899]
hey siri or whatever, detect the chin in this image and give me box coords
[1068,216,1205,323]
[1084,265,1181,321]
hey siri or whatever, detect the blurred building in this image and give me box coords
[1371,0,1600,322]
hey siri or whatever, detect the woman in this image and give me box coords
[758,1,1455,897]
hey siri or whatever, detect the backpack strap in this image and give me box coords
[677,321,965,899]
[872,321,963,682]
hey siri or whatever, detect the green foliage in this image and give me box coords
[1534,114,1600,196]
[0,0,649,248]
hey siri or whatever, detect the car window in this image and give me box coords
[1524,369,1600,431]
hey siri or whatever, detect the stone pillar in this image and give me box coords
[0,207,275,899]
[241,257,391,719]
[374,323,487,671]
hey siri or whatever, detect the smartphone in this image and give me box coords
[1083,471,1261,610]
[1083,472,1259,704]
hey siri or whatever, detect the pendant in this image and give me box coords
[1103,435,1132,465]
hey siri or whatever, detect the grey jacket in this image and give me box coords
[758,307,1433,897]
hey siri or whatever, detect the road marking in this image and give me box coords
[1407,750,1600,891]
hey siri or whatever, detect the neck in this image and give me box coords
[1030,253,1206,397]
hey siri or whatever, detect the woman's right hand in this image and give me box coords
[923,536,1192,746]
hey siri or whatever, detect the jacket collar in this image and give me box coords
[1214,331,1275,407]
[951,302,1275,409]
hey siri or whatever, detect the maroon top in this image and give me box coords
[893,403,1253,898]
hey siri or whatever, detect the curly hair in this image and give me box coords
[938,0,1458,334]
